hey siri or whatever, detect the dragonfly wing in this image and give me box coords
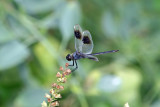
[81,30,93,54]
[74,24,83,52]
[85,55,99,61]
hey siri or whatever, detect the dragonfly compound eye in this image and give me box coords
[66,54,71,61]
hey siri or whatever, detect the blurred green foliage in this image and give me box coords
[0,0,160,107]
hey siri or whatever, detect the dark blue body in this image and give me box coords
[72,50,118,61]
[72,51,85,60]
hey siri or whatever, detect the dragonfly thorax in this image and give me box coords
[72,51,85,60]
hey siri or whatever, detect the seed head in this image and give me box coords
[59,85,64,90]
[41,101,47,107]
[57,78,62,82]
[56,85,60,89]
[66,69,71,75]
[51,101,59,106]
[54,94,62,98]
[47,98,52,102]
[50,89,55,95]
[61,77,67,83]
[65,63,69,67]
[59,66,63,71]
[45,93,51,98]
[56,72,61,78]
[52,83,57,88]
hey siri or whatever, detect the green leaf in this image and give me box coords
[0,22,14,43]
[101,12,117,37]
[0,41,30,70]
[14,88,47,107]
[7,15,31,39]
[15,0,64,14]
[39,10,61,29]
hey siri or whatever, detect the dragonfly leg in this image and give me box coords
[72,60,78,72]
[69,60,74,66]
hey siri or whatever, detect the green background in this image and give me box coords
[0,0,160,107]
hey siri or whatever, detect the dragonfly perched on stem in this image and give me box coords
[66,24,119,72]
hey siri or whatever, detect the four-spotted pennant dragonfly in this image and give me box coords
[66,24,119,72]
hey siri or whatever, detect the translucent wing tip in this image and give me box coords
[82,30,91,36]
[74,24,81,31]
[74,24,83,40]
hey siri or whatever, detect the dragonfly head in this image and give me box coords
[66,54,72,61]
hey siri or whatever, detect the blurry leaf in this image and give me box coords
[153,0,160,11]
[98,75,122,93]
[39,0,67,29]
[92,103,107,107]
[14,88,47,107]
[70,78,89,107]
[115,67,142,105]
[59,1,81,39]
[118,2,141,39]
[151,100,160,107]
[0,41,30,70]
[0,22,14,43]
[7,15,32,39]
[84,70,101,95]
[101,12,117,37]
[33,38,57,73]
[15,0,64,14]
[32,37,60,83]
[40,10,61,29]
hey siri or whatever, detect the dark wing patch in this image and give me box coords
[74,24,83,52]
[74,30,82,39]
[82,36,91,44]
[81,30,93,54]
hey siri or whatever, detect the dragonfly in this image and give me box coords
[66,24,119,72]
